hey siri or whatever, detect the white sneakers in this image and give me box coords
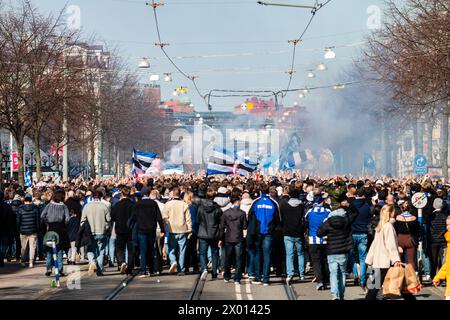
[169,262,178,273]
[29,262,34,268]
[200,270,208,280]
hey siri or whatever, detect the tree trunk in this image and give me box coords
[16,134,25,187]
[426,122,433,167]
[54,141,60,175]
[441,108,449,180]
[115,144,120,178]
[89,138,96,179]
[33,129,42,180]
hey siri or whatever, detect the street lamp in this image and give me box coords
[324,47,336,59]
[164,73,172,82]
[317,63,327,71]
[138,57,151,69]
[307,71,316,78]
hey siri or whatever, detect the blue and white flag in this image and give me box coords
[132,149,157,176]
[207,147,236,176]
[24,167,32,187]
[162,165,184,175]
[363,153,376,170]
[207,147,258,176]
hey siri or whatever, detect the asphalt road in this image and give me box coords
[0,261,446,300]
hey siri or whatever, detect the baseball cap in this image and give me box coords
[24,193,33,201]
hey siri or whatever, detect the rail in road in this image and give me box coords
[189,271,207,300]
[282,277,298,300]
[104,272,137,300]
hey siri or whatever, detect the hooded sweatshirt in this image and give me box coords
[279,198,305,238]
[214,195,232,212]
[197,198,223,240]
[220,205,248,243]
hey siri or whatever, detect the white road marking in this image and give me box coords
[235,283,242,300]
[245,279,254,300]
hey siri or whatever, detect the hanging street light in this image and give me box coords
[138,57,150,68]
[317,63,327,71]
[307,71,316,78]
[324,47,336,59]
[163,73,172,82]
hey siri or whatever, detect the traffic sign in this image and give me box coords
[414,154,427,168]
[412,192,428,209]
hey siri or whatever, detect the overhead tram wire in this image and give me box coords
[282,0,334,98]
[147,1,209,107]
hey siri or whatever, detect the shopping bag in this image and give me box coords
[382,265,405,298]
[402,263,423,294]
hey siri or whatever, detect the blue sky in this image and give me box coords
[27,0,393,111]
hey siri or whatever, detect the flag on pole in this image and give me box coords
[363,152,376,170]
[132,149,157,176]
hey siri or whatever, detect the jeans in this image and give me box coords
[87,234,108,273]
[137,232,156,273]
[37,232,44,259]
[46,249,64,273]
[108,237,116,264]
[254,234,272,283]
[199,238,219,277]
[168,233,188,273]
[328,254,348,298]
[185,234,199,272]
[224,242,243,281]
[116,233,134,271]
[351,234,368,285]
[284,236,305,278]
[246,236,256,277]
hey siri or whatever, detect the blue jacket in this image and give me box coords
[305,205,330,244]
[247,194,280,236]
[350,198,372,234]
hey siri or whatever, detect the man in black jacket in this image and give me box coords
[220,191,247,284]
[196,187,223,280]
[429,198,449,279]
[132,188,165,277]
[16,193,40,268]
[111,186,135,275]
[317,193,358,300]
[280,186,305,284]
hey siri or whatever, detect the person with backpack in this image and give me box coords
[279,186,306,284]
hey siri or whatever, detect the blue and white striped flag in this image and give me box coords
[132,149,157,176]
[207,146,258,176]
[284,150,314,169]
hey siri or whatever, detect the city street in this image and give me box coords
[0,260,445,301]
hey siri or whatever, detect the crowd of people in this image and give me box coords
[0,173,449,300]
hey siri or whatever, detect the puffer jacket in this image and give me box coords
[16,204,40,235]
[317,205,358,255]
[220,206,247,243]
[197,198,223,240]
[0,201,15,237]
